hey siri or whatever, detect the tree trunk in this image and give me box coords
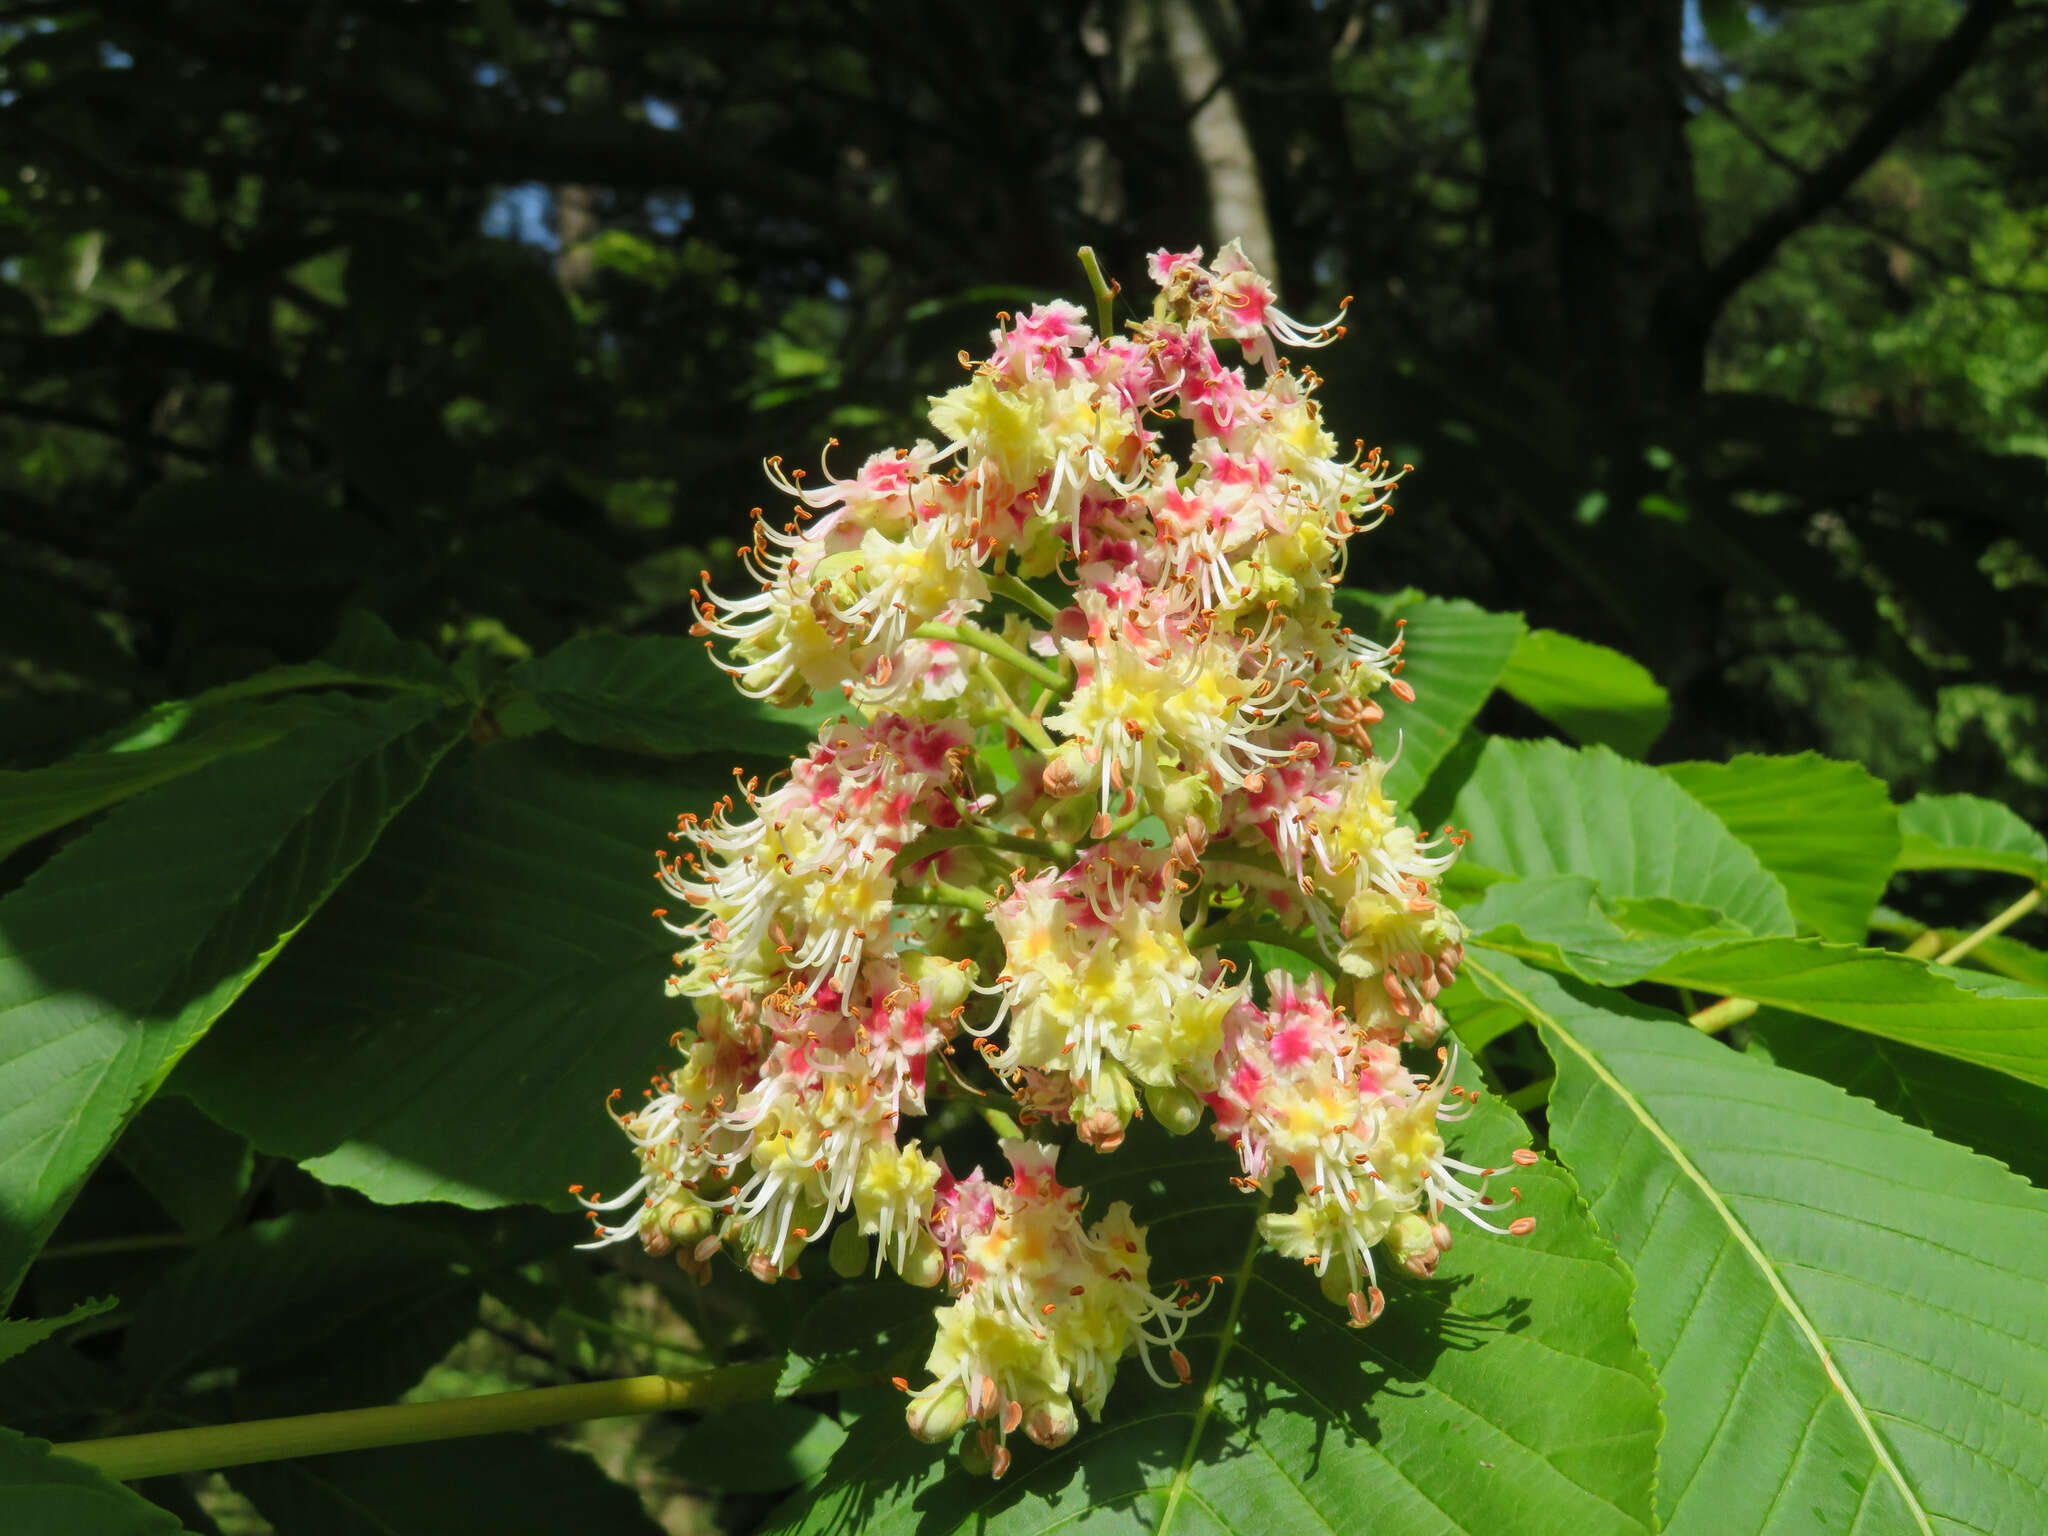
[1471,0,1706,412]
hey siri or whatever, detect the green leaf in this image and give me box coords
[176,738,733,1210]
[1466,883,2048,1089]
[0,1428,186,1536]
[0,694,468,1305]
[1646,940,2048,1090]
[0,1296,115,1367]
[670,1401,847,1492]
[1747,1011,2048,1186]
[122,1210,476,1415]
[1447,739,1796,936]
[1470,954,2048,1535]
[774,1087,1659,1536]
[228,1435,666,1536]
[0,706,315,861]
[110,1096,251,1239]
[775,1281,938,1399]
[1498,629,1670,757]
[1894,792,2048,880]
[1459,874,1751,984]
[1663,754,1900,941]
[509,632,833,759]
[1336,593,1526,805]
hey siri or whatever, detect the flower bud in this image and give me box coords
[828,1221,870,1278]
[1144,1082,1206,1137]
[906,1382,973,1443]
[1386,1211,1445,1278]
[896,1229,947,1288]
[1023,1397,1080,1448]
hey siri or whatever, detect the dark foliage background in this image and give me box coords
[3,4,2047,1531]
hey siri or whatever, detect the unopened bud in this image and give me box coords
[1023,1396,1079,1448]
[906,1383,972,1443]
[896,1230,947,1288]
[1144,1082,1206,1137]
[828,1221,869,1278]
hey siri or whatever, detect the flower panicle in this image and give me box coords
[581,241,1526,1477]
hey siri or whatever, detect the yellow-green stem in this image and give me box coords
[1936,883,2043,967]
[1077,246,1118,337]
[987,571,1067,630]
[1503,1076,1553,1112]
[914,622,1066,696]
[1689,995,1758,1035]
[56,1363,780,1483]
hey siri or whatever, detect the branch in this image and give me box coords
[1686,61,2046,304]
[1699,0,2016,321]
[0,397,216,462]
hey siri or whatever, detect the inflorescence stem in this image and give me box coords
[1076,245,1118,337]
[913,621,1068,697]
[56,1363,803,1483]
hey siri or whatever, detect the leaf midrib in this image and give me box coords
[1467,956,1934,1536]
[1151,1197,1265,1536]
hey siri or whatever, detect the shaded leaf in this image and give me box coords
[669,1401,847,1492]
[0,1295,114,1367]
[177,738,733,1210]
[775,1281,938,1399]
[1470,954,2048,1535]
[122,1210,476,1415]
[0,706,315,860]
[1498,628,1670,757]
[0,694,469,1305]
[110,1096,251,1239]
[1447,739,1795,936]
[0,1428,186,1536]
[509,632,834,759]
[1664,753,1899,942]
[228,1435,665,1536]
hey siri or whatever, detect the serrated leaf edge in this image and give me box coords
[1466,955,1933,1536]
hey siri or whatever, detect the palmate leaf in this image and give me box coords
[1747,1011,2048,1186]
[0,1296,115,1368]
[0,1429,185,1536]
[1470,954,2048,1535]
[0,694,468,1306]
[1893,793,2048,880]
[1662,754,1899,942]
[227,1435,667,1536]
[1447,739,1796,936]
[1459,878,2048,1087]
[507,631,838,758]
[122,1210,479,1416]
[176,736,736,1210]
[774,1085,1659,1536]
[0,705,314,861]
[1497,628,1670,758]
[1336,593,1526,806]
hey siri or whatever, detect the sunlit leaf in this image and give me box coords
[1498,628,1669,757]
[1447,738,1795,936]
[1471,954,2048,1535]
[1894,792,2048,880]
[1663,753,1899,941]
[1336,593,1525,805]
